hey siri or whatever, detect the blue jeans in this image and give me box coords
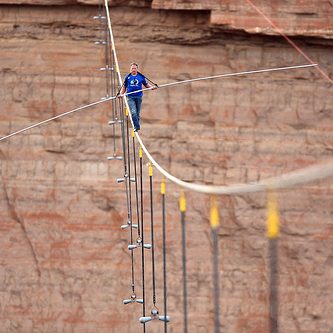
[127,97,142,130]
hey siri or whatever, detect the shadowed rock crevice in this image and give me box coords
[1,179,42,278]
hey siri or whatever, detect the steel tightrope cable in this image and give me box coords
[0,2,330,333]
[0,64,319,146]
[110,3,327,332]
[100,3,138,304]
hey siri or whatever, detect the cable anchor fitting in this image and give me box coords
[99,66,113,71]
[117,174,136,183]
[123,293,143,305]
[92,14,106,20]
[94,40,106,45]
[107,154,123,161]
[121,220,138,230]
[108,119,123,125]
[139,307,170,324]
[128,237,151,250]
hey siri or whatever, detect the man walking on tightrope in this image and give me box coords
[118,62,157,132]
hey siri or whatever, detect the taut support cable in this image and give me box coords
[245,0,333,85]
[106,25,123,161]
[161,179,169,333]
[1,0,328,200]
[118,106,138,229]
[128,132,151,251]
[267,190,280,333]
[126,113,135,294]
[149,163,157,307]
[180,192,188,333]
[133,132,141,238]
[210,196,221,333]
[139,147,147,333]
[139,164,169,324]
[121,111,143,305]
[0,64,317,143]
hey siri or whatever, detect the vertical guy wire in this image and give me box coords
[105,8,118,157]
[161,179,168,333]
[267,190,279,333]
[108,32,117,155]
[149,162,157,306]
[180,192,188,333]
[104,22,110,99]
[110,47,118,120]
[139,147,146,333]
[119,103,130,219]
[210,196,221,333]
[126,113,135,294]
[133,133,141,238]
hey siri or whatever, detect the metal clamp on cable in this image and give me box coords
[108,118,123,125]
[121,220,138,229]
[107,154,123,161]
[139,307,170,324]
[116,173,131,182]
[100,66,112,71]
[117,176,135,183]
[93,14,106,20]
[123,293,143,305]
[128,237,151,250]
[94,39,106,45]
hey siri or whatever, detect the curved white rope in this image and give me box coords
[104,0,333,194]
[0,5,331,194]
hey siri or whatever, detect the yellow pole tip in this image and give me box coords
[210,208,219,229]
[210,196,220,229]
[180,192,186,212]
[161,181,165,195]
[267,191,280,238]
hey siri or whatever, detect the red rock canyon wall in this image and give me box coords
[0,2,332,333]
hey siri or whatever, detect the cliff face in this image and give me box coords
[1,0,333,37]
[0,2,333,333]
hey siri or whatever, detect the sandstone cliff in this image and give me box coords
[0,2,332,333]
